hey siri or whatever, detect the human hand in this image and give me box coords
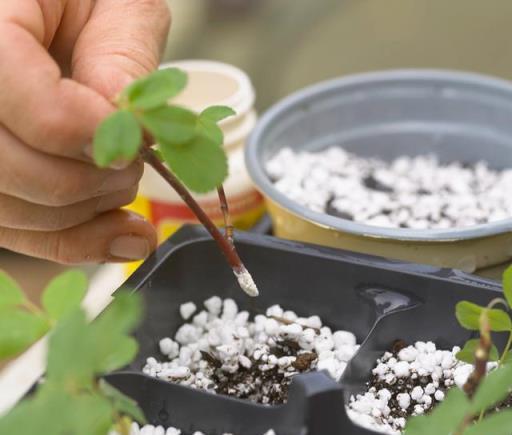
[0,0,171,263]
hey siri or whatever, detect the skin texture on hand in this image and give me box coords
[0,0,170,263]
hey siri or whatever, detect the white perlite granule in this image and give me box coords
[111,422,276,435]
[143,298,359,405]
[267,147,512,229]
[346,341,498,434]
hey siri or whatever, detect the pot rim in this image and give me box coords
[245,68,512,242]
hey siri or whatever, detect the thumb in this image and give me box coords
[71,0,171,100]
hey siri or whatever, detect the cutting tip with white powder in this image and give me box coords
[234,267,259,297]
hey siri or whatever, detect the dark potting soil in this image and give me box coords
[366,340,512,424]
[201,339,318,405]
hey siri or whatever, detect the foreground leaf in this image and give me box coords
[0,310,48,358]
[0,397,41,435]
[503,266,512,309]
[160,135,228,193]
[93,110,142,168]
[464,409,512,435]
[95,336,138,373]
[141,105,197,145]
[42,270,88,321]
[0,270,25,308]
[404,388,470,435]
[456,301,512,332]
[99,379,147,424]
[503,351,512,364]
[200,106,236,123]
[124,68,187,110]
[93,291,142,336]
[456,339,499,363]
[0,386,69,435]
[471,363,512,413]
[46,310,95,390]
[71,393,114,435]
[91,292,142,373]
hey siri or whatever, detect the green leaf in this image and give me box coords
[141,105,197,145]
[503,265,512,309]
[71,393,114,435]
[456,339,499,363]
[0,270,25,308]
[93,291,142,336]
[0,310,49,359]
[456,301,512,332]
[95,336,138,373]
[486,309,512,332]
[98,379,147,424]
[42,270,88,321]
[160,135,228,193]
[471,363,512,413]
[46,309,95,389]
[464,409,512,435]
[197,116,223,145]
[124,68,187,110]
[195,105,235,146]
[0,396,41,435]
[0,387,68,435]
[91,292,142,373]
[503,351,512,365]
[404,388,470,435]
[200,106,236,123]
[93,110,142,168]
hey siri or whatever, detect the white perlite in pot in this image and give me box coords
[143,297,359,405]
[266,147,512,229]
[111,422,276,435]
[346,341,497,434]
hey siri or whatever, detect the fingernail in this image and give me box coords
[109,159,131,170]
[109,236,150,260]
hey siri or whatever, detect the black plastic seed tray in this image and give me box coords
[106,225,504,435]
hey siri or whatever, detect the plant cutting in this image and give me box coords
[93,68,258,297]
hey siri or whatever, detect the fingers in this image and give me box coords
[0,1,114,158]
[0,210,157,264]
[0,125,143,206]
[0,187,138,231]
[72,0,171,99]
[48,1,96,74]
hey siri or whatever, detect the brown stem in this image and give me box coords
[141,147,245,274]
[463,312,492,398]
[217,186,234,244]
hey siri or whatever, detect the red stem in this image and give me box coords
[140,147,244,273]
[217,186,234,244]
